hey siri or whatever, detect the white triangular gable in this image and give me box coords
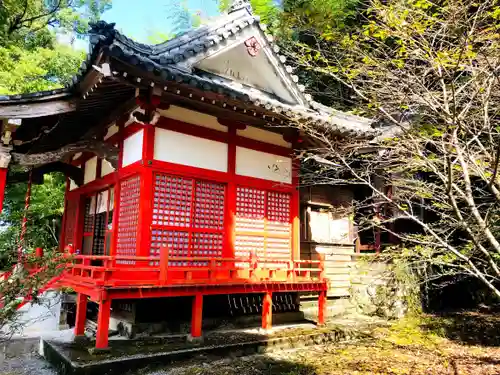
[191,31,303,105]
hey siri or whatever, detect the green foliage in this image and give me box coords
[0,0,112,48]
[219,0,280,26]
[0,45,84,94]
[0,173,66,270]
[0,0,111,271]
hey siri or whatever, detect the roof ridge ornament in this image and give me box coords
[229,0,253,14]
[88,20,116,45]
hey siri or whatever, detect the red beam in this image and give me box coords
[59,281,327,301]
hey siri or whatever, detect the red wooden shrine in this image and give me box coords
[59,115,327,348]
[0,0,378,349]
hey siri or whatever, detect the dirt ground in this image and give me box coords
[2,312,500,375]
[141,312,500,375]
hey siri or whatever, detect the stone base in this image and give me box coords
[88,347,111,355]
[186,335,204,344]
[40,323,373,375]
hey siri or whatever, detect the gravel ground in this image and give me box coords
[1,339,56,375]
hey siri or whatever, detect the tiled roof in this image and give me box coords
[0,5,380,138]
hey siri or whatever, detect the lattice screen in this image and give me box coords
[63,198,78,248]
[116,175,141,264]
[235,187,292,266]
[150,174,225,266]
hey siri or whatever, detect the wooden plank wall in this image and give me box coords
[300,185,356,298]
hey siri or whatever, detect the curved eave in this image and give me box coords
[0,90,76,119]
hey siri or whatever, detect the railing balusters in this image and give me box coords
[62,253,326,286]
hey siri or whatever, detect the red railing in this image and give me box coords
[61,247,326,288]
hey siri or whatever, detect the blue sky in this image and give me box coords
[101,0,221,43]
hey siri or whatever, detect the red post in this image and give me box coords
[35,247,44,258]
[318,253,325,281]
[191,294,203,338]
[318,290,327,326]
[159,246,169,284]
[262,292,272,330]
[291,160,300,262]
[137,168,154,263]
[225,126,237,260]
[96,298,111,349]
[18,170,32,262]
[0,167,7,214]
[74,293,88,336]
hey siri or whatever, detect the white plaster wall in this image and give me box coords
[236,147,292,183]
[157,105,228,132]
[122,129,144,167]
[69,179,78,191]
[83,157,97,185]
[69,165,81,191]
[104,123,119,140]
[237,126,291,148]
[154,128,228,172]
[101,159,115,176]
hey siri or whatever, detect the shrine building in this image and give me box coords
[0,0,381,349]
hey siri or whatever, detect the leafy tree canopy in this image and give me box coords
[0,0,111,267]
[0,0,111,94]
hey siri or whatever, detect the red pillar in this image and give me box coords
[95,298,111,349]
[318,290,327,326]
[225,126,237,259]
[74,293,88,336]
[191,294,203,338]
[0,167,7,214]
[291,160,300,261]
[262,292,272,330]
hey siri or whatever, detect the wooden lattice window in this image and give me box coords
[116,176,140,264]
[81,188,115,256]
[235,187,291,266]
[150,173,225,266]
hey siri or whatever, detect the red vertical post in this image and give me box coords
[0,167,7,214]
[58,179,70,251]
[318,253,325,281]
[137,124,155,263]
[318,290,326,326]
[110,183,120,258]
[159,246,169,284]
[262,291,272,330]
[191,294,203,338]
[225,126,237,259]
[74,293,88,336]
[96,298,111,349]
[291,159,300,262]
[73,194,85,256]
[35,247,44,258]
